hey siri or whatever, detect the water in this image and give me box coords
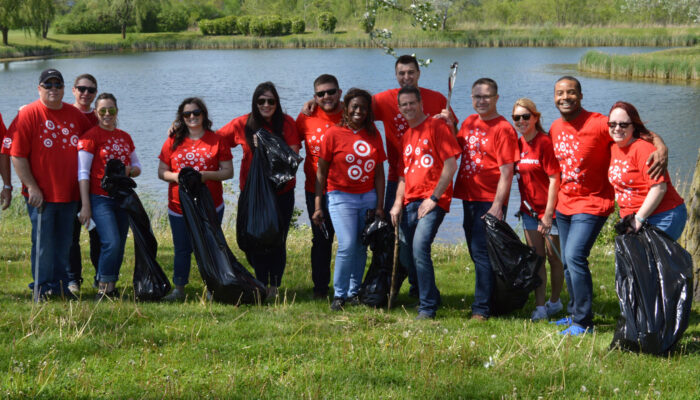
[1,47,698,243]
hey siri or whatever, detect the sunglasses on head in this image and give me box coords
[75,85,97,94]
[512,113,531,122]
[183,109,202,118]
[607,122,632,129]
[98,107,117,116]
[315,88,338,98]
[41,82,64,90]
[256,98,276,106]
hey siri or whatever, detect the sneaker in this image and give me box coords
[551,316,573,326]
[68,283,80,296]
[531,306,548,322]
[94,289,118,302]
[545,299,563,316]
[415,312,435,321]
[163,288,185,302]
[471,314,487,322]
[346,295,361,306]
[559,324,592,336]
[330,297,344,311]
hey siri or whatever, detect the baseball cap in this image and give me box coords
[39,69,64,84]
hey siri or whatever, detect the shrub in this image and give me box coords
[249,16,265,36]
[199,19,214,35]
[281,18,292,35]
[198,15,238,35]
[237,15,252,35]
[54,12,121,34]
[157,6,189,32]
[291,18,305,34]
[317,12,337,33]
[262,15,283,36]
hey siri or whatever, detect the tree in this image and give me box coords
[432,0,453,30]
[111,0,135,39]
[0,0,21,45]
[23,0,56,39]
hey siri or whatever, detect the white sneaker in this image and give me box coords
[545,299,563,316]
[531,306,548,321]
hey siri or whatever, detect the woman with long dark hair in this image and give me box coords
[218,82,301,299]
[159,97,233,301]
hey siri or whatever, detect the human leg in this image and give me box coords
[305,191,334,296]
[463,201,498,318]
[91,195,129,284]
[328,191,364,299]
[67,216,82,288]
[168,213,193,287]
[347,190,376,298]
[411,203,445,317]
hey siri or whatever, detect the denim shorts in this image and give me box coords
[521,212,559,236]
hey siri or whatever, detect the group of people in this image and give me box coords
[0,54,687,337]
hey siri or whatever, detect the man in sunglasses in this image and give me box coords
[9,68,92,301]
[453,77,519,322]
[296,74,343,299]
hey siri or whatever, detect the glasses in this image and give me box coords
[41,82,64,90]
[75,85,97,94]
[256,98,276,106]
[315,88,338,98]
[512,114,532,122]
[471,95,495,101]
[182,110,202,118]
[608,122,632,129]
[97,107,117,116]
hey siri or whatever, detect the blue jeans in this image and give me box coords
[555,211,608,329]
[26,201,79,295]
[91,194,130,283]
[521,212,559,235]
[169,207,224,286]
[463,201,506,318]
[327,189,377,299]
[384,180,398,216]
[305,191,334,295]
[399,201,446,317]
[647,203,687,241]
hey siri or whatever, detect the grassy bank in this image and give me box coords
[1,26,699,61]
[0,195,698,398]
[579,46,700,81]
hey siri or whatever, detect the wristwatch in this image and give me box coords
[2,185,11,190]
[429,194,439,202]
[635,214,646,224]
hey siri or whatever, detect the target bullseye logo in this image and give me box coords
[345,154,355,163]
[43,138,53,148]
[45,121,55,130]
[404,144,413,156]
[70,135,79,146]
[364,159,375,173]
[348,165,362,180]
[420,154,434,168]
[186,153,195,161]
[353,140,370,157]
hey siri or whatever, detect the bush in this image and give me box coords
[54,12,121,34]
[237,15,252,35]
[291,18,305,34]
[317,12,337,33]
[281,18,292,35]
[262,15,283,36]
[249,16,265,36]
[157,6,189,32]
[198,15,238,35]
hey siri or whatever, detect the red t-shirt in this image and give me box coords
[550,109,614,216]
[398,117,461,212]
[217,113,300,193]
[0,113,9,156]
[454,114,519,202]
[296,107,342,192]
[158,131,232,214]
[373,87,457,182]
[609,139,684,218]
[319,125,386,194]
[81,109,99,127]
[78,126,136,197]
[10,100,92,202]
[516,132,561,218]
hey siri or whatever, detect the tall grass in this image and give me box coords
[578,46,700,81]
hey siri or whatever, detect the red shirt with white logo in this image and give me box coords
[81,109,99,127]
[609,139,683,218]
[516,132,561,218]
[217,113,300,193]
[373,87,457,182]
[454,114,519,202]
[319,125,386,194]
[398,117,461,211]
[10,100,92,202]
[550,109,614,216]
[78,126,136,197]
[158,131,232,214]
[296,107,342,192]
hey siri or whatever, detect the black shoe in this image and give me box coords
[313,289,328,300]
[415,312,435,321]
[330,297,345,311]
[346,295,361,306]
[95,289,119,301]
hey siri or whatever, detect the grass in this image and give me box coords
[1,25,699,60]
[578,46,700,81]
[0,194,699,398]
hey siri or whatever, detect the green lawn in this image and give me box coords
[0,196,698,399]
[579,45,700,81]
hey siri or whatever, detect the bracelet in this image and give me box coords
[429,194,439,202]
[635,214,646,224]
[2,185,11,190]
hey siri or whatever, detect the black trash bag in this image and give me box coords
[236,146,282,253]
[101,159,171,301]
[484,214,543,315]
[178,167,266,304]
[611,223,693,355]
[358,211,408,308]
[255,129,303,191]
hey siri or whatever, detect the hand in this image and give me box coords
[389,203,402,227]
[538,213,553,235]
[26,185,43,209]
[78,204,91,226]
[417,197,436,219]
[0,187,11,210]
[253,134,259,148]
[484,204,503,221]
[646,146,668,180]
[301,99,315,116]
[168,121,180,136]
[375,208,385,221]
[433,108,453,125]
[631,216,643,233]
[311,209,324,227]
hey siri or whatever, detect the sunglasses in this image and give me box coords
[512,114,532,122]
[97,107,117,116]
[41,82,64,90]
[315,88,338,98]
[75,85,97,94]
[183,110,202,118]
[607,122,632,129]
[256,98,276,106]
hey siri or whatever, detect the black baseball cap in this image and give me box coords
[39,69,64,84]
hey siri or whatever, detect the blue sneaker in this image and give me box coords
[559,324,592,336]
[550,316,573,326]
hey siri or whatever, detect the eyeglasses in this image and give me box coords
[512,114,532,122]
[97,107,117,116]
[256,98,276,106]
[607,122,632,129]
[183,110,202,118]
[315,88,338,98]
[471,95,495,101]
[75,86,97,94]
[41,82,64,90]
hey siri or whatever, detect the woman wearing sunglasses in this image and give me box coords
[78,93,142,300]
[312,88,385,311]
[158,98,233,301]
[218,82,301,299]
[511,98,564,321]
[607,101,686,240]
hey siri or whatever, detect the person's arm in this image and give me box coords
[538,173,560,235]
[0,154,11,210]
[200,160,233,182]
[77,149,94,225]
[486,163,514,220]
[312,158,330,226]
[631,182,667,232]
[11,156,42,208]
[373,163,385,220]
[389,177,406,227]
[157,160,179,184]
[417,156,457,219]
[434,109,457,135]
[301,99,316,116]
[126,151,141,178]
[641,130,668,180]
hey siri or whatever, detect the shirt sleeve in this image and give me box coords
[158,138,173,165]
[129,151,142,169]
[217,135,233,162]
[78,150,94,181]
